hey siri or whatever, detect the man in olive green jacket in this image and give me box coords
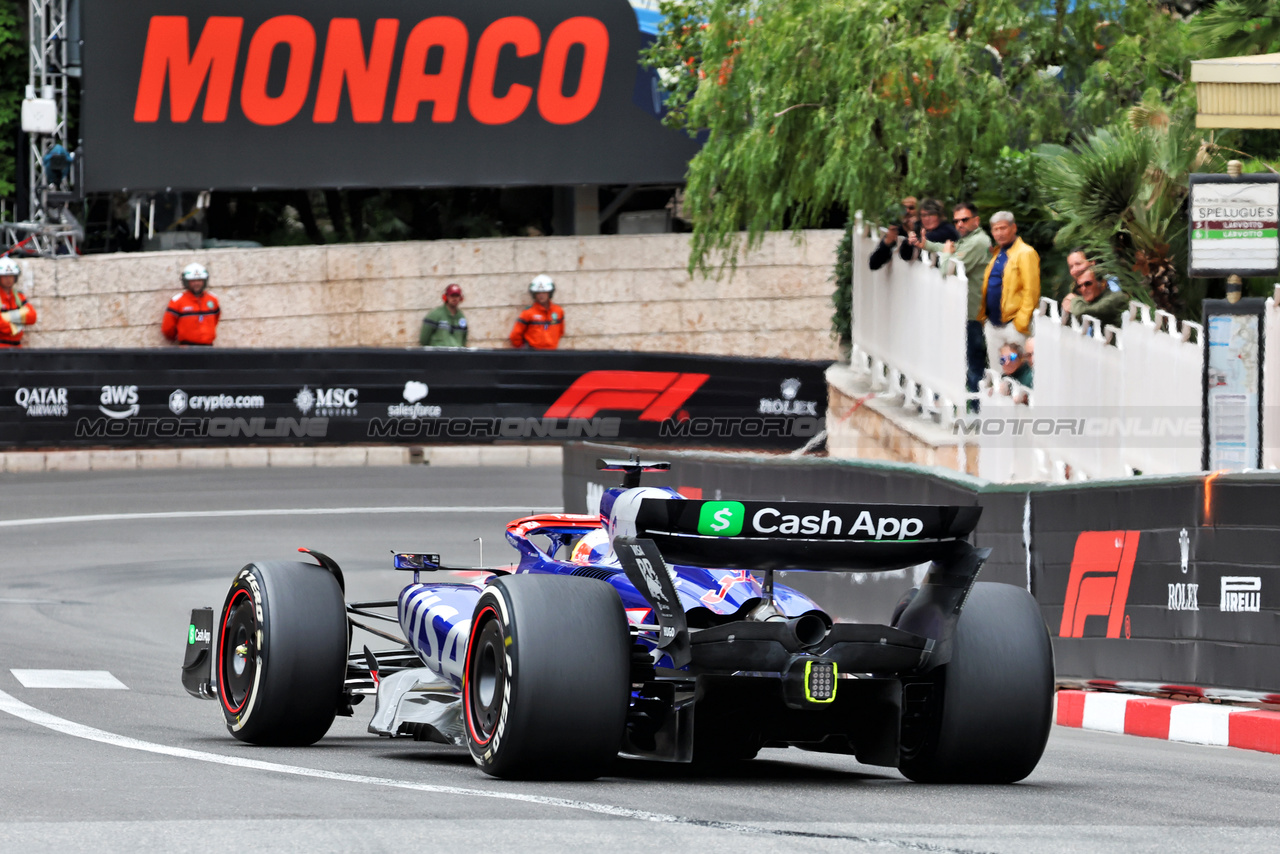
[420,284,469,347]
[1062,249,1129,333]
[926,201,992,397]
[978,211,1040,373]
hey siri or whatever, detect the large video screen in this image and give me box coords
[82,0,698,191]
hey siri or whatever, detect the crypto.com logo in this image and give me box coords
[544,371,709,421]
[1059,530,1141,639]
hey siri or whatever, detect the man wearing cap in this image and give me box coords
[420,284,469,347]
[510,275,564,349]
[0,256,36,348]
[163,262,220,345]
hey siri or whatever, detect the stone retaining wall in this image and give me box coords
[14,231,843,360]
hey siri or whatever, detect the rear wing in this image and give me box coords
[632,498,981,571]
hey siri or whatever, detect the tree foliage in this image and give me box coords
[0,0,24,199]
[1190,0,1280,57]
[646,0,1193,273]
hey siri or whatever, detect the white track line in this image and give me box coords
[0,689,980,852]
[0,506,559,529]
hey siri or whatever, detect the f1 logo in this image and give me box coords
[1059,530,1140,638]
[544,371,709,421]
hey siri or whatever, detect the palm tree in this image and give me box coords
[1036,108,1221,316]
[1190,0,1280,58]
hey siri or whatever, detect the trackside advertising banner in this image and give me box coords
[0,349,826,450]
[564,443,1280,696]
[82,0,700,191]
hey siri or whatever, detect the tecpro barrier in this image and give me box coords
[564,442,1280,696]
[0,349,827,450]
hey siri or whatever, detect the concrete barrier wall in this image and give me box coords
[14,231,843,359]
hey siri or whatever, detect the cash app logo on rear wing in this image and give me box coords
[697,501,745,536]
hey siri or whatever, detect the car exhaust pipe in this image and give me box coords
[786,611,833,648]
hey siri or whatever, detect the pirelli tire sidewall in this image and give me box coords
[215,561,348,746]
[898,581,1055,784]
[463,574,630,780]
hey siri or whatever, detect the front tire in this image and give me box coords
[899,582,1054,783]
[463,575,629,780]
[216,561,348,746]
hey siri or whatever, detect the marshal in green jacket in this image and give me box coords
[420,306,468,347]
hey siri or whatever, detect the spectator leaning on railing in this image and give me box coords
[1062,249,1129,333]
[928,202,992,398]
[978,211,1040,374]
[999,341,1033,405]
[868,202,910,270]
[905,198,960,261]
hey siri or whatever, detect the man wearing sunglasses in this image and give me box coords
[929,202,992,401]
[1062,249,1128,334]
[999,341,1033,404]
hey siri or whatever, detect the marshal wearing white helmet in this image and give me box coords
[0,255,36,348]
[509,274,564,349]
[163,262,220,345]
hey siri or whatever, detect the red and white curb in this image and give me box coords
[1056,689,1280,755]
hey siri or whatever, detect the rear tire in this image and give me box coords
[463,575,629,780]
[899,582,1053,783]
[216,561,348,746]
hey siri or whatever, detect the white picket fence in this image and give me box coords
[1264,288,1280,470]
[845,214,1236,481]
[995,299,1204,481]
[848,214,970,417]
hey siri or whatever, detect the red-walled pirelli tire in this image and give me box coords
[898,582,1054,784]
[463,574,630,780]
[216,561,348,746]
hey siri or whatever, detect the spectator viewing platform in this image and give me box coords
[832,213,1280,484]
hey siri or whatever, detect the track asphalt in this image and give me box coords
[1,467,1278,853]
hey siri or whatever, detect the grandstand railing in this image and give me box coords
[846,213,1222,481]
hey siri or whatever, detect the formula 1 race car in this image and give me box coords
[181,459,1054,782]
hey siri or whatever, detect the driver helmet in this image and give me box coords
[529,274,555,294]
[181,262,209,283]
[0,256,19,280]
[570,528,611,564]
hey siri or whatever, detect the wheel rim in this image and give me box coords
[219,588,258,714]
[466,615,506,745]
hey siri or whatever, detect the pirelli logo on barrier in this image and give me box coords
[1059,530,1141,639]
[133,14,610,127]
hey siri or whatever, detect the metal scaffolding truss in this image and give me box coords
[28,0,70,220]
[2,0,80,256]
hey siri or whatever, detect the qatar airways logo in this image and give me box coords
[133,15,610,128]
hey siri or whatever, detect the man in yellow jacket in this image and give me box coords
[978,211,1040,376]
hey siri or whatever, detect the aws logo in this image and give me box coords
[134,14,610,128]
[1059,530,1141,639]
